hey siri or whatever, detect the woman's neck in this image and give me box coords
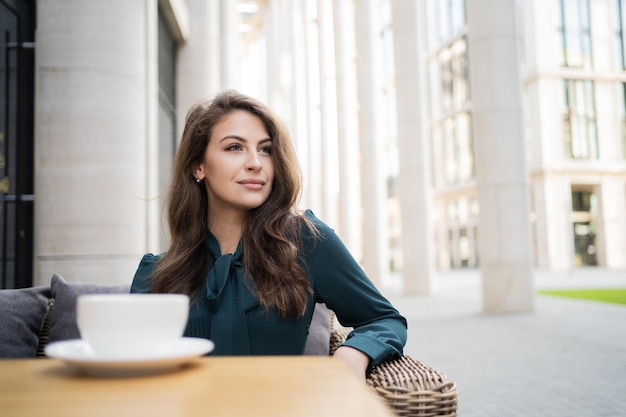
[207,208,247,255]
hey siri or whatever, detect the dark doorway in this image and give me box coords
[571,189,598,267]
[0,0,35,288]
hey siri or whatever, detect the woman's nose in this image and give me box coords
[246,152,262,170]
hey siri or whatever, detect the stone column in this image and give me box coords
[177,0,222,136]
[264,1,295,131]
[34,0,158,285]
[297,0,323,214]
[466,0,534,312]
[390,0,434,294]
[220,0,241,89]
[317,0,338,225]
[434,201,451,270]
[532,174,573,272]
[290,0,314,211]
[355,0,388,285]
[332,0,361,258]
[600,176,626,268]
[144,0,160,256]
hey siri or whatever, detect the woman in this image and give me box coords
[131,90,407,379]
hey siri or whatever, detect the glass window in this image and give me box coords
[434,0,466,42]
[158,11,178,249]
[441,112,474,185]
[428,59,441,118]
[558,0,593,68]
[456,112,474,180]
[438,37,470,114]
[443,119,457,183]
[440,48,454,113]
[451,39,469,110]
[619,82,626,159]
[563,79,598,159]
[426,1,473,188]
[616,0,626,69]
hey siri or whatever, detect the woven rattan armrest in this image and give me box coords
[36,298,55,357]
[329,314,458,417]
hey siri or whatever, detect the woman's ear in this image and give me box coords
[194,165,205,181]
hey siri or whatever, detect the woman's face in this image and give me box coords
[195,110,274,214]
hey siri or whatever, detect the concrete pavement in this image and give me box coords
[385,269,626,417]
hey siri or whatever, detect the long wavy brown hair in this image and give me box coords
[152,90,315,319]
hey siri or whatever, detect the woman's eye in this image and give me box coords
[225,143,243,151]
[260,145,272,155]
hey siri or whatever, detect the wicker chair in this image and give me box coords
[329,314,458,417]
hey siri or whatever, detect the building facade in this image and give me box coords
[425,0,626,273]
[1,1,624,304]
[526,0,626,271]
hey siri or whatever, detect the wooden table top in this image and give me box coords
[0,356,394,417]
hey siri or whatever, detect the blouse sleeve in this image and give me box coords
[130,253,162,293]
[303,210,407,372]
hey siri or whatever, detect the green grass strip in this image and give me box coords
[538,288,626,306]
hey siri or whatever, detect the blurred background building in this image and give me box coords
[1,1,625,312]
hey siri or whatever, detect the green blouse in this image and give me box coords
[131,210,407,371]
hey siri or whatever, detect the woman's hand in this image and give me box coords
[332,346,370,381]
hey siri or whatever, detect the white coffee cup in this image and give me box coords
[76,293,190,359]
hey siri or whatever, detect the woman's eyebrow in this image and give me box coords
[219,135,246,143]
[219,135,272,143]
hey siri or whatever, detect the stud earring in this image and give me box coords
[196,178,201,183]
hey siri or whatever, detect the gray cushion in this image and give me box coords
[304,303,331,355]
[0,273,327,357]
[47,273,131,343]
[0,285,52,358]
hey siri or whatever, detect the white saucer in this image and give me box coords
[45,337,214,377]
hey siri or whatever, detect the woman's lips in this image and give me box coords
[238,179,265,190]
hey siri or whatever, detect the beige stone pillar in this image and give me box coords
[264,1,296,131]
[288,0,312,211]
[599,176,626,268]
[390,0,434,294]
[294,0,323,214]
[332,0,361,258]
[355,0,388,285]
[177,0,221,136]
[263,1,324,219]
[220,0,241,89]
[34,0,159,285]
[434,201,451,270]
[144,0,160,256]
[532,174,574,272]
[317,0,338,225]
[467,0,534,312]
